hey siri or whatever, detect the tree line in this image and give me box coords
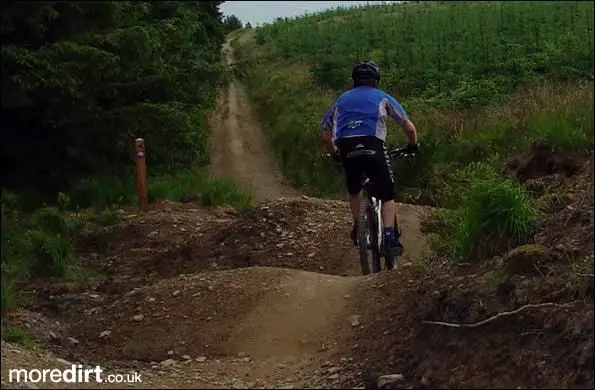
[1,1,244,204]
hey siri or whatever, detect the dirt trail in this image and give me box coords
[0,42,436,389]
[1,195,435,389]
[2,268,363,389]
[209,42,297,202]
[227,271,358,359]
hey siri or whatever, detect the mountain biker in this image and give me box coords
[320,60,419,256]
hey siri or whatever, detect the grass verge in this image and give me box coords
[68,169,253,210]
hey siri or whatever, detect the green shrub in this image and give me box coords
[466,178,539,247]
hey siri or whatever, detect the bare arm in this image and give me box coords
[320,105,338,154]
[400,118,418,146]
[384,96,418,146]
[321,129,337,154]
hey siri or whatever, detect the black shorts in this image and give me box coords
[336,136,396,201]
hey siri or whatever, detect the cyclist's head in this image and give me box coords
[352,60,380,88]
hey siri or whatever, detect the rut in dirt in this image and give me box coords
[209,41,297,202]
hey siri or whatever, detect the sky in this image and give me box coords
[220,1,394,26]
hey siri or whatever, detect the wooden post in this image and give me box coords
[135,138,148,211]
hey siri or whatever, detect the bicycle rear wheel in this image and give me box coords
[357,200,372,275]
[369,205,382,273]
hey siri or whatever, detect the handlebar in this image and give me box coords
[387,145,419,159]
[323,144,419,161]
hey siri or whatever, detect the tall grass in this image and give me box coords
[1,327,37,349]
[148,170,253,209]
[430,163,540,262]
[68,169,253,210]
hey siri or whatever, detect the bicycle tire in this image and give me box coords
[384,215,399,270]
[369,204,382,273]
[357,199,372,275]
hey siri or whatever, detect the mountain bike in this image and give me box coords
[327,145,419,275]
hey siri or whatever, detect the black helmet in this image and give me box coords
[352,60,380,82]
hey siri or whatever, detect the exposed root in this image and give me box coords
[422,302,580,329]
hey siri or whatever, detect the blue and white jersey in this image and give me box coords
[320,86,408,143]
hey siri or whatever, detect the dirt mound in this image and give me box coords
[73,196,433,291]
[200,197,359,276]
[66,200,243,297]
[334,264,594,389]
[508,139,579,182]
[154,197,433,278]
[534,153,594,256]
[65,268,290,363]
[62,266,364,390]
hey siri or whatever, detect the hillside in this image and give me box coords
[232,1,594,202]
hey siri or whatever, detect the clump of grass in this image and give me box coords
[0,276,18,315]
[431,163,540,262]
[95,208,123,226]
[1,327,37,349]
[467,178,539,244]
[27,207,81,279]
[197,175,254,209]
[27,229,75,279]
[1,192,84,314]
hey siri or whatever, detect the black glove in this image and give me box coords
[406,142,420,153]
[330,151,342,164]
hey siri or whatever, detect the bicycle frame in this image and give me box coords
[325,144,418,273]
